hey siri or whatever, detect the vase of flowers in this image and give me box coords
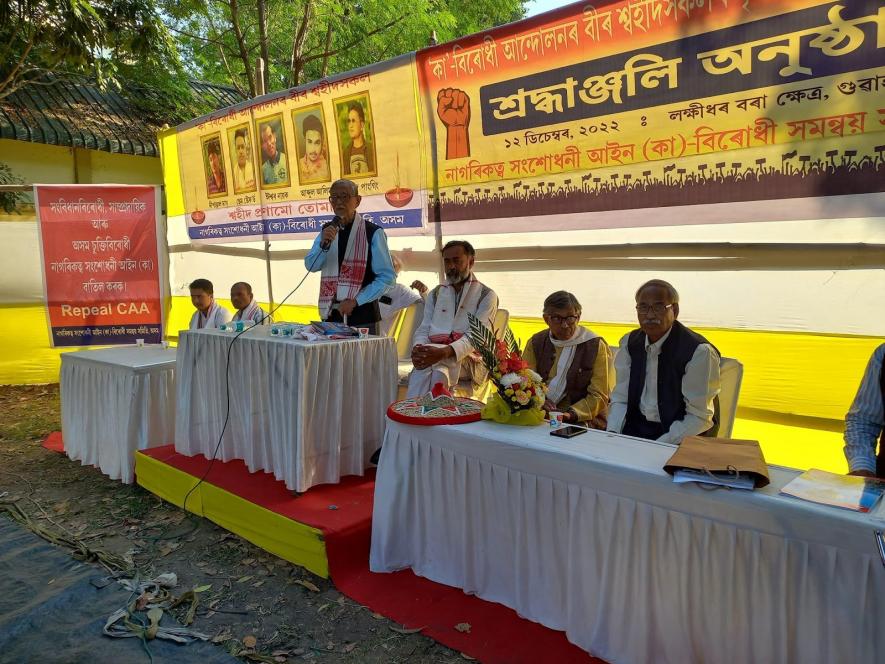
[468,313,547,425]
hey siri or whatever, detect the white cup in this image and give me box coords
[135,338,145,347]
[549,411,564,428]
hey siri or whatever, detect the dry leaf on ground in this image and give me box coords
[389,625,425,635]
[293,579,319,592]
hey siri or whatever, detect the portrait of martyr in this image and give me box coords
[201,133,228,198]
[293,105,332,185]
[334,92,377,179]
[255,114,291,189]
[227,124,257,194]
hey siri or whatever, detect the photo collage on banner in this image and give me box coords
[175,55,427,244]
[416,0,885,233]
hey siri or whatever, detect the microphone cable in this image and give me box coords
[179,231,337,518]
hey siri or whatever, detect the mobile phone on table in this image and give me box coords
[550,425,586,439]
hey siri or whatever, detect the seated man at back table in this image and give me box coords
[607,279,721,443]
[188,278,231,330]
[230,281,270,325]
[406,240,498,398]
[523,290,613,428]
[843,343,885,478]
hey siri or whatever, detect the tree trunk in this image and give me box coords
[288,0,313,87]
[257,0,270,92]
[320,20,333,77]
[227,0,256,96]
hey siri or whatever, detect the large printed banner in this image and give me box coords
[36,185,164,347]
[417,0,885,232]
[173,55,427,243]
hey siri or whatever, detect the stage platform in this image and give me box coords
[135,445,372,578]
[134,445,600,664]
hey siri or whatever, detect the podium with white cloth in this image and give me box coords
[370,420,885,664]
[60,346,177,484]
[174,328,397,492]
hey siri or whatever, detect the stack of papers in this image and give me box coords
[780,468,885,512]
[673,468,756,490]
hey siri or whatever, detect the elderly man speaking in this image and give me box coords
[304,179,395,335]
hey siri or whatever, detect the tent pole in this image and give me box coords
[265,239,275,310]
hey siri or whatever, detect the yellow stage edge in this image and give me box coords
[135,451,330,578]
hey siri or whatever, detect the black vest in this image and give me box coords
[327,219,382,326]
[624,320,720,440]
[877,360,885,478]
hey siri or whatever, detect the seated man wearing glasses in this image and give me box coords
[523,291,613,428]
[607,279,721,443]
[304,179,396,335]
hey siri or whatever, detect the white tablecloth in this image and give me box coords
[174,328,397,492]
[371,420,885,664]
[60,347,177,484]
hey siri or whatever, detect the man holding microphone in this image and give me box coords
[304,179,395,335]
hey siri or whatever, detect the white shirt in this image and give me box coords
[188,302,231,331]
[607,328,721,444]
[379,283,422,336]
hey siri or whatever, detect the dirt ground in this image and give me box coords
[0,384,469,663]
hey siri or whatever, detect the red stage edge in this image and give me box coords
[136,445,603,664]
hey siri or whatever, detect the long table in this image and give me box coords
[370,419,885,664]
[174,328,397,492]
[60,346,177,483]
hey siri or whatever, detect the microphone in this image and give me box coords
[320,216,341,251]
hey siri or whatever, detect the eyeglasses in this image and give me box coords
[329,193,353,202]
[548,314,579,325]
[635,303,674,315]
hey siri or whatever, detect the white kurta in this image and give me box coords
[188,302,232,330]
[406,276,497,397]
[379,283,422,336]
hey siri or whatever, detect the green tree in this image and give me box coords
[0,0,179,100]
[162,0,526,97]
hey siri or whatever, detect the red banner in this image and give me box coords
[36,185,164,347]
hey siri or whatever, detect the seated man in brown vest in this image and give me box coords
[607,279,721,443]
[843,343,885,478]
[523,291,613,428]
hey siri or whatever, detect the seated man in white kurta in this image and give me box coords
[378,253,424,336]
[188,278,231,330]
[230,281,270,325]
[406,240,498,398]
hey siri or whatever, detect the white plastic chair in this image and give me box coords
[717,356,744,438]
[395,300,424,385]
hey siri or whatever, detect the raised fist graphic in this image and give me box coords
[437,88,471,160]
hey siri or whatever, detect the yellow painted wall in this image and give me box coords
[0,138,161,187]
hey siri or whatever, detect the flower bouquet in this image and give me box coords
[468,313,547,426]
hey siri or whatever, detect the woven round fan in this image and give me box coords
[387,390,483,426]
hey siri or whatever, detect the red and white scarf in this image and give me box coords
[233,300,260,323]
[318,213,369,319]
